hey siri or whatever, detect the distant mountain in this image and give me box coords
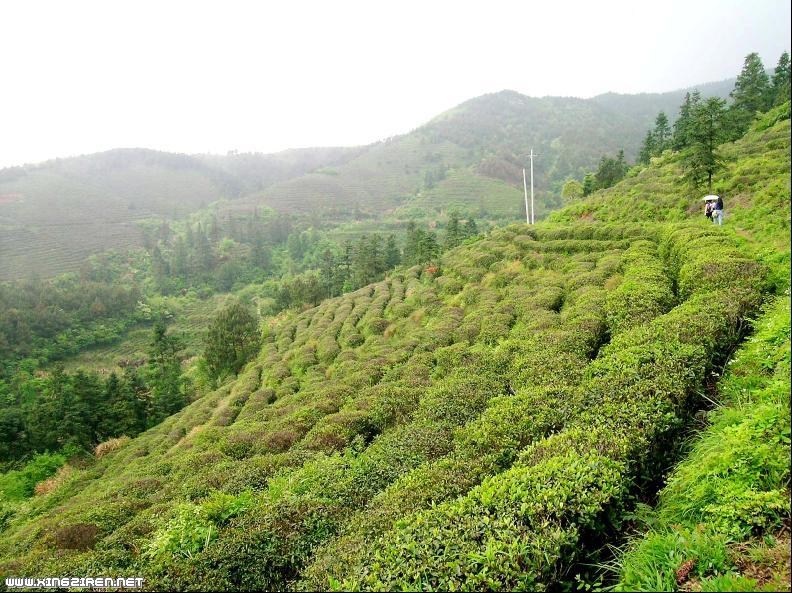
[589,76,737,126]
[250,78,736,218]
[0,77,738,279]
[0,147,359,279]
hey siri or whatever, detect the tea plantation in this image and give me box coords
[0,102,788,591]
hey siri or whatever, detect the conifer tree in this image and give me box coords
[384,235,401,269]
[319,248,337,299]
[652,112,671,153]
[682,97,728,193]
[463,218,478,238]
[638,130,655,164]
[444,211,462,249]
[673,91,702,150]
[729,52,771,135]
[771,51,791,106]
[147,322,188,425]
[582,172,597,196]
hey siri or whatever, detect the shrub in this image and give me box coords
[0,451,67,501]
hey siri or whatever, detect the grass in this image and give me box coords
[615,295,791,592]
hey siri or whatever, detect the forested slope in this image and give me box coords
[550,104,791,277]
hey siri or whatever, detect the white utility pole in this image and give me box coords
[522,168,530,224]
[529,148,536,224]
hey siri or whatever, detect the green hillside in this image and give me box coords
[0,148,357,280]
[0,80,737,281]
[254,85,734,220]
[0,78,789,592]
[551,105,791,283]
[393,167,526,220]
[0,215,772,589]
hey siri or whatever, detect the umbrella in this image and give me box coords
[701,195,720,201]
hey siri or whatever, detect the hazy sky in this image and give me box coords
[1,0,789,168]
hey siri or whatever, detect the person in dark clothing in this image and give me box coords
[712,195,724,226]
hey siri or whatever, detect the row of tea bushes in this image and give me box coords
[339,226,765,591]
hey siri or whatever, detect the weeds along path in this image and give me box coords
[0,223,765,592]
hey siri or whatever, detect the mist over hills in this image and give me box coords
[0,77,735,279]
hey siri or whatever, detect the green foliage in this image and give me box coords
[594,149,629,191]
[673,90,702,150]
[771,51,790,106]
[562,178,584,201]
[683,97,729,193]
[617,296,791,591]
[147,322,190,426]
[0,451,67,501]
[0,95,787,592]
[146,490,254,562]
[729,52,772,136]
[202,301,260,381]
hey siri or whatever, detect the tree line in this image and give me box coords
[268,214,479,312]
[0,322,188,465]
[639,51,790,192]
[560,51,790,201]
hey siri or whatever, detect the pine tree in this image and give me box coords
[417,232,439,264]
[146,322,188,426]
[463,218,479,238]
[384,235,401,269]
[172,235,188,277]
[582,173,597,196]
[683,97,728,193]
[369,234,385,276]
[730,52,771,135]
[403,221,421,265]
[150,245,169,291]
[771,51,791,106]
[105,371,145,437]
[319,248,337,299]
[638,130,655,164]
[652,112,671,154]
[445,211,462,249]
[194,225,214,273]
[673,91,702,150]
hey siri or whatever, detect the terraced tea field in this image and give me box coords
[0,220,767,590]
[56,294,235,374]
[0,150,236,280]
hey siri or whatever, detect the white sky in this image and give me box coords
[1,0,789,168]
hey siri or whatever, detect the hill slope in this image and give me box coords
[0,79,736,280]
[252,80,735,218]
[550,106,791,281]
[0,147,357,280]
[0,218,768,589]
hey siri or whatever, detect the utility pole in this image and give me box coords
[529,147,536,224]
[522,168,530,224]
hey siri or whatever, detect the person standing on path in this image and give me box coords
[712,195,724,226]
